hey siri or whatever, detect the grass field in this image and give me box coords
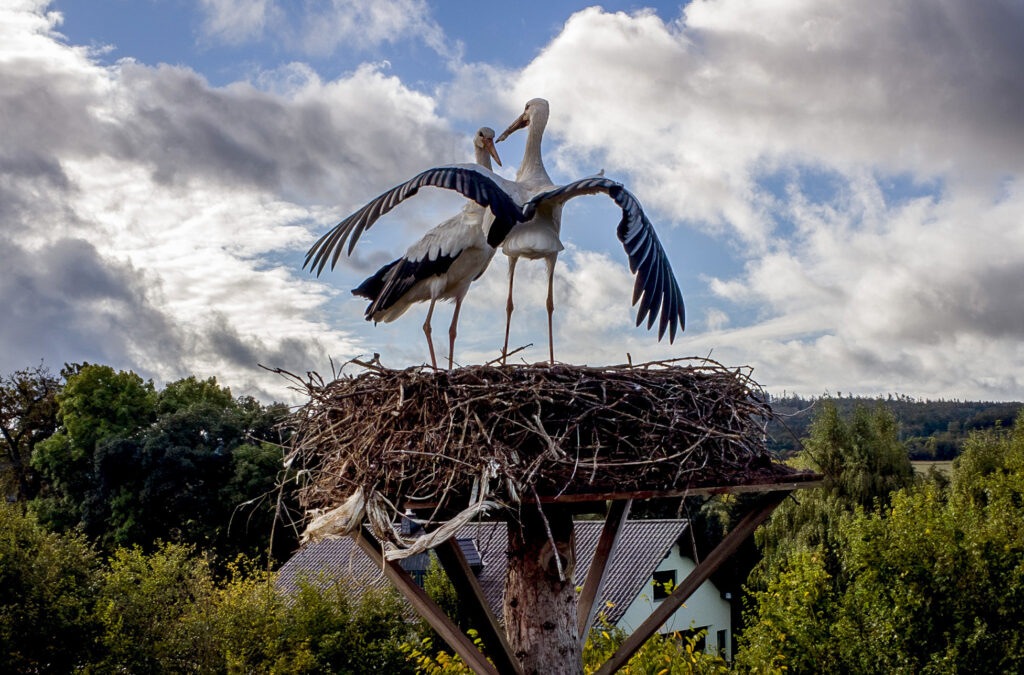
[911,460,955,476]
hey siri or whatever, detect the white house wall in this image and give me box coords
[611,544,732,659]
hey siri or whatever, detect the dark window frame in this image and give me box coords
[652,569,676,600]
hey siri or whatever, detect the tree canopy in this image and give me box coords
[739,412,1024,673]
[766,394,1022,459]
[0,363,60,501]
[754,402,915,582]
[27,365,295,562]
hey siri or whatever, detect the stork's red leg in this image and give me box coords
[502,256,518,366]
[545,255,556,365]
[448,294,463,371]
[423,297,438,370]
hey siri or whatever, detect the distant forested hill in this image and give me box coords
[763,394,1023,459]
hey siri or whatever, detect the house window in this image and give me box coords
[717,629,728,657]
[677,626,707,653]
[652,570,676,600]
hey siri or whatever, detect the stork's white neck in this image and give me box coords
[475,145,493,171]
[517,112,551,187]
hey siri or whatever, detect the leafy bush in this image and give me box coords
[0,503,101,672]
[93,546,418,674]
[738,413,1024,674]
[583,618,731,675]
[94,542,219,673]
[402,613,731,675]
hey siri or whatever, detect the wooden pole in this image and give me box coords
[434,537,524,675]
[594,491,790,675]
[503,505,581,675]
[577,499,631,641]
[351,526,499,675]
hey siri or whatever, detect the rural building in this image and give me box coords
[277,518,733,659]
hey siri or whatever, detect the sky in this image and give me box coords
[2,0,1023,402]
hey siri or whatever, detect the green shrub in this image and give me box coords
[738,413,1024,674]
[94,542,218,673]
[0,503,101,672]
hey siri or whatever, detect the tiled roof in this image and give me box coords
[276,537,390,597]
[277,519,689,625]
[574,519,689,623]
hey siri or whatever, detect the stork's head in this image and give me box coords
[497,98,549,143]
[473,126,501,168]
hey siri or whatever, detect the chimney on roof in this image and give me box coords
[400,509,423,536]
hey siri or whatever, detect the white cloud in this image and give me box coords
[4,0,1024,402]
[196,0,274,44]
[195,0,453,59]
[444,1,1024,398]
[704,308,730,332]
[704,177,1024,398]
[497,3,1024,241]
[0,1,465,399]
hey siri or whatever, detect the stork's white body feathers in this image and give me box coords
[370,205,494,324]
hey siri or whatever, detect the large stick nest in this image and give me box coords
[287,358,788,548]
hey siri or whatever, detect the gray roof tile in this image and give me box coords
[276,519,689,625]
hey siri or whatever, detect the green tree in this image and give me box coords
[30,364,156,532]
[28,367,293,560]
[753,402,914,582]
[94,542,218,673]
[157,375,235,414]
[738,413,1024,673]
[737,548,840,672]
[0,503,102,672]
[0,363,61,501]
[88,377,293,560]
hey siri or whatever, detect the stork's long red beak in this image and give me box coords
[497,111,529,143]
[484,137,501,166]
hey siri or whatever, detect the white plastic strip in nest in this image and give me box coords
[300,488,366,543]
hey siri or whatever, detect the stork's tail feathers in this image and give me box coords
[352,259,401,319]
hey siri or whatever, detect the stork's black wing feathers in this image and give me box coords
[639,242,664,330]
[352,259,401,300]
[305,165,522,277]
[521,177,687,341]
[358,252,461,319]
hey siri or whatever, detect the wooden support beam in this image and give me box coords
[434,537,524,675]
[594,491,790,675]
[577,499,632,641]
[351,526,499,675]
[545,477,821,504]
[402,476,822,511]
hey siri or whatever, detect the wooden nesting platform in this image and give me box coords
[287,359,822,675]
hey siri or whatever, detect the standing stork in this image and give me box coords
[493,98,685,363]
[305,103,684,365]
[329,127,501,369]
